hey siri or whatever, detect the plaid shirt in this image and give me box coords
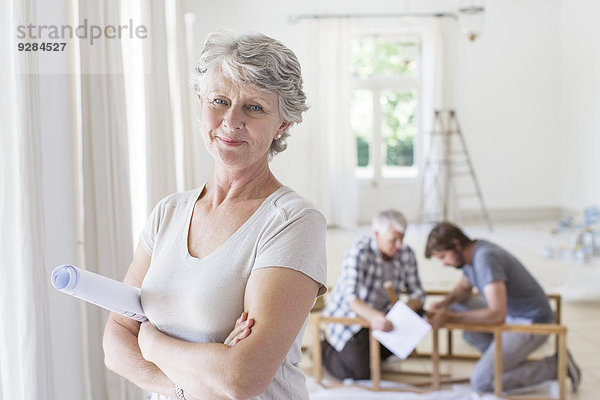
[322,234,426,351]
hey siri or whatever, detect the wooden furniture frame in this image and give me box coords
[430,322,568,400]
[417,291,563,361]
[309,312,428,392]
[308,290,568,399]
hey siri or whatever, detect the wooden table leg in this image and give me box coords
[494,329,503,397]
[447,328,453,358]
[369,330,381,390]
[432,328,441,390]
[557,331,567,400]
[312,320,323,384]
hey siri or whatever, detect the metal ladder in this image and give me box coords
[418,109,492,230]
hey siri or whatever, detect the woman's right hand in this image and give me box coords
[224,312,254,346]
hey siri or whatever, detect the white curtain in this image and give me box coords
[142,0,178,210]
[165,2,205,191]
[77,0,141,399]
[306,19,358,228]
[124,0,200,242]
[140,0,203,210]
[0,0,54,399]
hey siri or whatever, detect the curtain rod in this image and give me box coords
[287,12,458,24]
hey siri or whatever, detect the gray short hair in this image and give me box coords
[191,30,308,158]
[372,210,408,234]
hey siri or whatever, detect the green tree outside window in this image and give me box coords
[351,37,420,172]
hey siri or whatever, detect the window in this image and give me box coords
[350,35,422,179]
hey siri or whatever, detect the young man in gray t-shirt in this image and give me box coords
[424,222,581,393]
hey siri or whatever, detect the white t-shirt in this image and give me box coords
[139,185,327,400]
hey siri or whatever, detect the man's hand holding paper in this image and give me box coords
[372,301,432,360]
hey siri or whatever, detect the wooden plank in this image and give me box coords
[432,328,440,390]
[494,329,503,397]
[317,315,370,327]
[369,329,381,390]
[558,331,567,400]
[444,322,566,335]
[311,317,323,383]
[384,281,398,304]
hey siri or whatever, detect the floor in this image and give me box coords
[302,219,600,399]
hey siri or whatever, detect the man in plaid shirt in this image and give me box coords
[321,210,426,380]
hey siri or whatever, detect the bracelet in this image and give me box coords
[174,384,187,400]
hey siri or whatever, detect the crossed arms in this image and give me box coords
[103,244,320,399]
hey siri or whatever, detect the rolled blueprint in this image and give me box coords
[51,264,147,322]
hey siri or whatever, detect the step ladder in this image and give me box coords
[418,109,492,230]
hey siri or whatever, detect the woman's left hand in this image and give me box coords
[224,311,254,346]
[137,311,253,361]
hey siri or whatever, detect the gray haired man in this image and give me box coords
[321,210,426,380]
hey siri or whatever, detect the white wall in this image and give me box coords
[558,0,600,211]
[454,0,562,212]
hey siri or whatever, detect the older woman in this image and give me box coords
[103,31,327,400]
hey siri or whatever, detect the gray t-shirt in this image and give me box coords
[462,240,554,323]
[139,185,327,400]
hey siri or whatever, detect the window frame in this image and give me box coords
[350,33,424,181]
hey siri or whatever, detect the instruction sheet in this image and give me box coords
[372,301,431,359]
